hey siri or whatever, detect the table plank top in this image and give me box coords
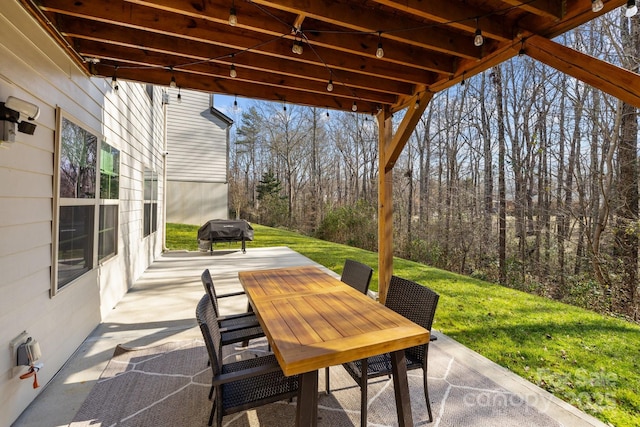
[239,266,430,376]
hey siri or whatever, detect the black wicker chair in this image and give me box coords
[325,259,374,394]
[340,259,374,295]
[342,275,439,426]
[201,269,264,347]
[196,294,299,427]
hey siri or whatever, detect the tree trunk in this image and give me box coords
[493,66,507,285]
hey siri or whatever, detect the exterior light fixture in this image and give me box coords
[177,88,182,104]
[230,64,237,78]
[591,0,604,12]
[327,79,334,92]
[352,101,357,112]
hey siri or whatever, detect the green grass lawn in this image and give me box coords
[167,223,640,426]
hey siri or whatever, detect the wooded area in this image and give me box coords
[228,12,639,322]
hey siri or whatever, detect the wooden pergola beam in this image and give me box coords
[523,34,640,108]
[377,91,433,303]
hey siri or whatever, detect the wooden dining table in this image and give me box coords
[238,265,430,427]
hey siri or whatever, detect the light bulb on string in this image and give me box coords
[230,64,237,78]
[111,66,119,91]
[414,99,420,109]
[474,19,484,47]
[626,0,638,17]
[327,79,333,92]
[233,95,238,111]
[376,32,384,58]
[292,40,304,55]
[169,67,177,88]
[352,101,358,112]
[177,87,182,104]
[591,0,604,12]
[229,7,237,26]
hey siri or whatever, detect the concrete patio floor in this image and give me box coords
[12,247,608,427]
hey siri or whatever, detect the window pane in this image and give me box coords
[58,205,94,289]
[99,205,118,261]
[144,202,151,237]
[143,168,158,237]
[100,142,120,199]
[144,169,153,200]
[60,118,97,199]
[151,202,157,233]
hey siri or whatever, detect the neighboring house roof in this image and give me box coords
[210,107,233,127]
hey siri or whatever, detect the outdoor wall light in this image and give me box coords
[0,96,40,143]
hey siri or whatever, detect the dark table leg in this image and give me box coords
[391,350,413,427]
[296,370,318,427]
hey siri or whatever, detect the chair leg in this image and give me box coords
[423,367,433,423]
[360,359,368,427]
[325,366,331,395]
[208,402,214,427]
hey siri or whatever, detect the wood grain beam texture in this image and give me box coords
[523,34,640,108]
[250,0,481,60]
[129,0,455,74]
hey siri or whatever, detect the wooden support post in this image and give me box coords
[378,108,393,304]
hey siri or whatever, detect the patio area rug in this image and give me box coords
[69,337,562,427]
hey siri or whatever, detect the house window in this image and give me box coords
[54,113,122,294]
[143,168,158,237]
[99,142,119,261]
[56,116,98,291]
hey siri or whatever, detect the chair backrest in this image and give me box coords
[196,294,223,375]
[385,275,439,362]
[201,269,221,317]
[340,259,373,295]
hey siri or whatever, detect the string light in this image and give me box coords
[626,0,638,17]
[376,32,384,58]
[177,87,182,104]
[591,0,604,12]
[111,66,118,91]
[94,2,634,115]
[474,19,484,47]
[233,95,238,111]
[230,64,237,78]
[414,98,420,109]
[229,6,237,26]
[169,67,177,88]
[292,39,304,55]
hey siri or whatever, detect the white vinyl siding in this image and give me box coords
[166,89,228,183]
[0,2,165,425]
[165,88,231,225]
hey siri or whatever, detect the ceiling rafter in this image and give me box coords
[249,0,483,60]
[18,0,635,114]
